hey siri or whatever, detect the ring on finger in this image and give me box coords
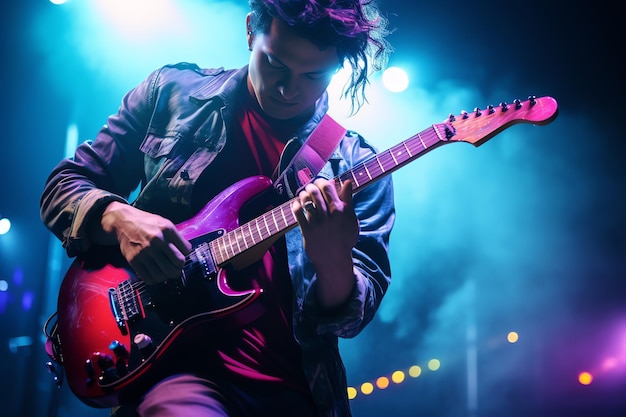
[303,200,316,212]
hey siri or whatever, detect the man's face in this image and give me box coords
[247,18,341,120]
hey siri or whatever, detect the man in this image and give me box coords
[41,0,395,416]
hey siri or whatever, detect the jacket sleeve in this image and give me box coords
[302,132,395,338]
[39,68,160,257]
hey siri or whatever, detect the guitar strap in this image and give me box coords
[273,114,347,200]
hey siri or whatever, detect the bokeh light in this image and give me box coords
[427,359,441,371]
[360,382,374,395]
[0,218,11,235]
[579,372,593,385]
[508,331,519,343]
[382,66,409,92]
[391,370,405,384]
[375,376,390,389]
[408,365,422,378]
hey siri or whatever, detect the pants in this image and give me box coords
[111,374,317,417]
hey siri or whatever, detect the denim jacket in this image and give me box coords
[40,63,395,417]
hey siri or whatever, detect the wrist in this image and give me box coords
[91,201,128,245]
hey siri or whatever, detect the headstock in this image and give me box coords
[446,96,559,146]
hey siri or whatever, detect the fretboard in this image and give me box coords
[209,122,452,266]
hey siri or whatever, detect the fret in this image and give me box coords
[231,232,239,257]
[240,227,249,250]
[255,218,263,241]
[379,150,393,171]
[213,239,225,265]
[397,144,411,165]
[433,124,445,141]
[375,154,385,173]
[234,229,243,254]
[390,148,398,166]
[226,233,235,259]
[247,223,256,245]
[402,140,413,157]
[349,169,359,188]
[280,204,289,227]
[263,215,271,237]
[417,132,427,149]
[271,209,279,232]
[363,161,372,180]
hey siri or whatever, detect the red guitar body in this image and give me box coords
[55,176,272,407]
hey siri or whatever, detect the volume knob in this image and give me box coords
[133,333,155,359]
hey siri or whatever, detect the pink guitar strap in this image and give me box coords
[274,114,347,200]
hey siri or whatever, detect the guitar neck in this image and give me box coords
[209,123,449,266]
[208,96,559,267]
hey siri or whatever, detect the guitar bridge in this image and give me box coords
[108,287,128,335]
[109,278,146,335]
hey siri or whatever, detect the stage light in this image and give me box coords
[507,331,519,343]
[381,66,409,93]
[50,0,68,4]
[578,371,593,385]
[360,382,374,395]
[427,359,440,371]
[408,365,422,378]
[375,376,390,389]
[0,217,11,235]
[391,370,405,384]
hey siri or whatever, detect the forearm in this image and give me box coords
[40,165,129,256]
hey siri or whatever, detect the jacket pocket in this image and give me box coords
[139,133,179,158]
[139,133,183,181]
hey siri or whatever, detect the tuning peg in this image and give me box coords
[448,113,456,122]
[487,104,495,114]
[461,110,469,119]
[500,102,509,112]
[514,99,522,109]
[528,95,537,106]
[474,107,482,116]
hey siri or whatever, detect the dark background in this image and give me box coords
[1,1,624,416]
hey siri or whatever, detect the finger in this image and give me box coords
[163,228,191,266]
[297,186,317,216]
[140,248,182,284]
[292,199,308,225]
[303,200,316,212]
[338,179,354,208]
[303,183,327,214]
[131,257,162,285]
[165,227,192,255]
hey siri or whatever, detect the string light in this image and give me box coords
[348,360,440,399]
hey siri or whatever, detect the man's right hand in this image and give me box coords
[98,202,192,285]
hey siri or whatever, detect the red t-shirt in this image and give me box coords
[191,83,311,394]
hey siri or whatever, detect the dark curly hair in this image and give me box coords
[248,0,392,113]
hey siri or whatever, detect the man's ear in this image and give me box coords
[246,12,254,51]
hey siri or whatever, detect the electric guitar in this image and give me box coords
[47,96,558,407]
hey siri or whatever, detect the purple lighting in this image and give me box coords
[12,267,23,286]
[21,290,34,312]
